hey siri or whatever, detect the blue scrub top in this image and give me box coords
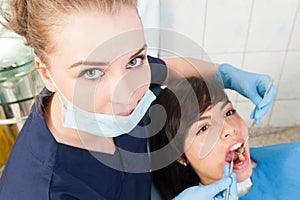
[0,56,167,200]
[240,142,300,200]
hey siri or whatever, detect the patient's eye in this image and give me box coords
[196,125,209,135]
[225,109,236,117]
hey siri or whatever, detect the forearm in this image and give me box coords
[161,57,218,84]
[160,57,276,124]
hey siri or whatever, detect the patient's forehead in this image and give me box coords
[198,100,231,117]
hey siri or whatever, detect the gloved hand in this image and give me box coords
[173,164,238,200]
[215,64,276,125]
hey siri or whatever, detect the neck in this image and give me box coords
[45,92,116,154]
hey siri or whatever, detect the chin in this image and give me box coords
[236,164,252,183]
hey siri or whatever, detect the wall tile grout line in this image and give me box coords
[237,97,300,103]
[201,0,208,54]
[205,49,300,55]
[267,0,300,125]
[241,0,256,70]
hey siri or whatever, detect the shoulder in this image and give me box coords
[148,56,167,85]
[250,142,300,159]
[0,137,55,199]
[0,88,58,199]
[11,88,58,166]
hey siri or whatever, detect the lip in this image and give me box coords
[224,138,250,170]
[233,150,249,170]
[225,138,245,157]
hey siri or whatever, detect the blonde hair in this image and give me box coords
[1,0,137,64]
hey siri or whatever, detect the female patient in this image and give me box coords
[150,77,300,200]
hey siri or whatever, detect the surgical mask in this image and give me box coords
[47,71,156,137]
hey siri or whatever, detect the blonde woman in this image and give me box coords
[0,0,275,199]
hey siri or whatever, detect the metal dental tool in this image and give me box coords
[225,153,234,200]
[238,80,274,154]
[225,80,273,200]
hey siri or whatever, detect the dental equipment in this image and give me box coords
[225,153,234,200]
[236,80,274,155]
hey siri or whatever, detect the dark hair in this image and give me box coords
[150,76,228,200]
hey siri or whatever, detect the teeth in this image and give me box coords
[230,142,242,151]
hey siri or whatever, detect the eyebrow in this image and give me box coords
[198,116,211,121]
[197,100,231,121]
[220,100,230,111]
[129,44,147,60]
[68,61,109,69]
[68,44,148,69]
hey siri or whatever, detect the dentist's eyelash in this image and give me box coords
[77,68,104,80]
[127,55,146,68]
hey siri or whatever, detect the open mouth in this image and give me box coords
[225,140,249,170]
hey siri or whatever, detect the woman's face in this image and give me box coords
[45,7,150,115]
[183,100,252,185]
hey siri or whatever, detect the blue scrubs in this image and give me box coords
[0,56,167,200]
[240,142,300,200]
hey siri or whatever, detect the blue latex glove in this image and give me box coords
[173,164,238,200]
[215,64,276,125]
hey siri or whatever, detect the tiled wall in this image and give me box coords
[159,0,300,127]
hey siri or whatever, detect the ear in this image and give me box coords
[35,56,56,92]
[176,157,188,167]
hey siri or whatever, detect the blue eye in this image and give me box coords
[79,68,104,80]
[127,55,145,68]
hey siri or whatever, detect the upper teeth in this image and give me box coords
[230,142,242,151]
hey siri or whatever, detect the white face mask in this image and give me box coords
[47,72,156,137]
[61,89,156,137]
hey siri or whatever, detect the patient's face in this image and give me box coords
[183,100,252,185]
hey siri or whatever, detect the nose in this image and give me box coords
[220,120,236,140]
[110,75,147,107]
[110,67,149,106]
[111,77,134,105]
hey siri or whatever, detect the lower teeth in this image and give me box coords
[238,154,245,161]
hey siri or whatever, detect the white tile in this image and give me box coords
[159,29,206,58]
[277,51,300,99]
[269,100,300,127]
[138,0,161,57]
[237,52,285,101]
[246,0,299,51]
[235,101,272,127]
[204,0,252,53]
[289,5,300,50]
[159,0,174,29]
[160,0,206,47]
[208,53,244,67]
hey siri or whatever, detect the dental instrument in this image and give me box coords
[237,80,274,155]
[225,153,234,200]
